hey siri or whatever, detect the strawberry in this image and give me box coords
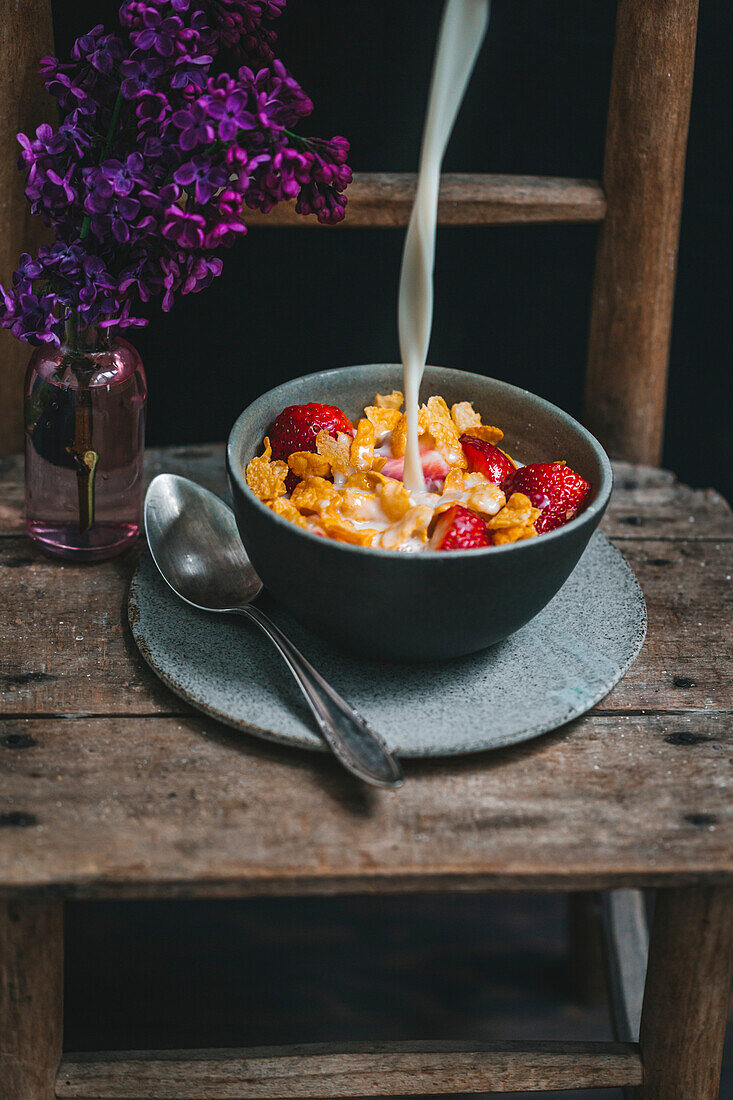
[429,504,492,551]
[269,403,354,490]
[460,434,515,485]
[501,462,591,533]
[269,403,354,462]
[381,450,451,487]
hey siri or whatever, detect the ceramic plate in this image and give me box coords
[128,531,646,757]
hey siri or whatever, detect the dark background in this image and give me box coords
[54,0,732,500]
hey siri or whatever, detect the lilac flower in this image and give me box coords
[120,57,166,98]
[130,11,184,57]
[1,0,351,345]
[171,100,215,150]
[205,88,254,140]
[174,155,228,204]
[161,205,206,248]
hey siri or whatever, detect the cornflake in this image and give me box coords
[288,450,331,480]
[364,406,402,437]
[390,413,408,458]
[379,479,411,521]
[350,418,377,471]
[487,492,540,544]
[320,516,379,547]
[375,390,403,410]
[379,504,433,550]
[463,424,505,445]
[290,475,339,514]
[315,430,353,476]
[419,396,466,468]
[338,488,382,521]
[246,437,288,501]
[450,401,482,435]
[466,483,506,517]
[266,497,308,528]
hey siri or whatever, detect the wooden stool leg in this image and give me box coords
[634,886,733,1100]
[567,891,607,1003]
[0,898,64,1100]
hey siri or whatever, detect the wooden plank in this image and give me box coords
[0,0,55,457]
[1,535,730,718]
[2,449,731,541]
[583,0,700,466]
[243,173,606,228]
[635,885,733,1099]
[57,1040,642,1098]
[0,713,729,897]
[601,889,648,1043]
[0,898,63,1099]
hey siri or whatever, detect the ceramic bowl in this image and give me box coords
[227,365,613,660]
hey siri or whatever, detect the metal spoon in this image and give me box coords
[144,474,403,789]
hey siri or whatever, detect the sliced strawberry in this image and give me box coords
[501,462,591,533]
[269,402,354,462]
[381,450,451,488]
[270,403,354,490]
[460,434,515,485]
[429,504,492,551]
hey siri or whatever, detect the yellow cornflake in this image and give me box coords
[287,450,331,480]
[375,390,403,410]
[320,516,379,547]
[345,469,390,491]
[492,525,538,546]
[442,468,466,494]
[315,429,353,476]
[290,475,339,514]
[487,492,539,530]
[390,413,407,458]
[350,418,376,471]
[462,424,505,445]
[266,497,308,528]
[379,479,411,521]
[466,483,506,518]
[364,405,402,436]
[379,504,433,550]
[419,395,467,468]
[245,436,288,501]
[450,401,482,435]
[337,487,381,521]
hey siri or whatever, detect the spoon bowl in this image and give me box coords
[143,474,403,790]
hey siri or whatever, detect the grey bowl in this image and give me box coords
[227,365,613,661]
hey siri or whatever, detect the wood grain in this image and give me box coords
[57,1040,642,1098]
[0,713,729,897]
[0,0,55,457]
[584,0,700,466]
[635,886,733,1099]
[0,898,63,1099]
[243,173,606,228]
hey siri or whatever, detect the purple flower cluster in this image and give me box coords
[1,0,351,345]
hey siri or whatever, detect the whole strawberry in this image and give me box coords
[502,462,591,533]
[460,434,515,485]
[429,504,492,551]
[269,403,354,463]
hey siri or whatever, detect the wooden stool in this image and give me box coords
[2,1,731,1098]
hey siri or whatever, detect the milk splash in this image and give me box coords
[398,0,490,491]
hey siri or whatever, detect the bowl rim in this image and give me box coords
[227,364,614,560]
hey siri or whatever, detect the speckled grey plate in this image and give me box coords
[128,531,645,757]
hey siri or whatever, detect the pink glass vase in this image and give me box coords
[24,321,147,561]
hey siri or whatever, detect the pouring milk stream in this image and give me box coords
[398,0,490,492]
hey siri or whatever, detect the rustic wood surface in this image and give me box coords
[0,449,730,897]
[0,898,63,1099]
[242,173,606,228]
[56,1040,642,1098]
[635,885,733,1099]
[584,0,700,467]
[0,0,55,458]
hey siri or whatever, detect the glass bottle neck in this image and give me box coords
[63,316,111,354]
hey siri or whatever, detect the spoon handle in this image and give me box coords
[235,605,403,790]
